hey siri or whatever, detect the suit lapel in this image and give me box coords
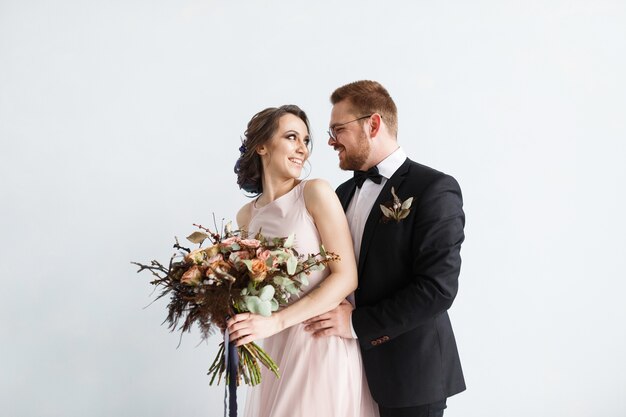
[338,181,357,212]
[357,158,411,275]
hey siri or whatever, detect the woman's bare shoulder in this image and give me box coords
[236,201,254,232]
[303,178,334,198]
[303,179,339,216]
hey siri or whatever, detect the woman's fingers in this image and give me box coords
[227,313,257,341]
[226,313,251,328]
[234,335,256,347]
[227,313,277,345]
[229,327,252,341]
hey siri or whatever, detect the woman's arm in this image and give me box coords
[227,179,357,346]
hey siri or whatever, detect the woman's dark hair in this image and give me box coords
[234,105,311,195]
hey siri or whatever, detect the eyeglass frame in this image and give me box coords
[327,114,373,141]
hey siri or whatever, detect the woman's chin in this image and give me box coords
[288,166,304,177]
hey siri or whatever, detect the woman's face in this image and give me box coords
[258,113,310,181]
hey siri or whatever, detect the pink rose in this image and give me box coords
[240,238,261,248]
[220,237,239,246]
[256,248,271,262]
[229,250,250,263]
[181,265,202,285]
[207,260,233,277]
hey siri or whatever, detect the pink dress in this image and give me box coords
[243,180,379,417]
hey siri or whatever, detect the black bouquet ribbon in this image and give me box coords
[227,341,239,417]
[223,324,239,417]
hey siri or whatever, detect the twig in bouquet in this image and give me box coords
[214,213,220,237]
[243,343,280,378]
[130,260,169,276]
[173,236,191,253]
[193,223,212,233]
[209,342,226,385]
[192,222,221,243]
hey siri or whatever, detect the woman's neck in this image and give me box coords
[256,177,299,207]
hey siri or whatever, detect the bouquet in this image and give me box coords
[132,221,339,386]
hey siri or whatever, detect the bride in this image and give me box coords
[228,105,379,417]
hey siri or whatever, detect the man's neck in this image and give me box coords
[362,141,399,170]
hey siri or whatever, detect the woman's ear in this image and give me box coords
[256,144,267,156]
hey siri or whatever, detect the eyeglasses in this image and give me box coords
[327,114,372,140]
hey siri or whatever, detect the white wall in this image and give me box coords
[1,1,625,416]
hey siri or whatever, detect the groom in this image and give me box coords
[304,80,466,417]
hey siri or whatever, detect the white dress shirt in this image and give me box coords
[346,147,407,338]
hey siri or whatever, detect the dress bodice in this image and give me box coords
[248,180,328,296]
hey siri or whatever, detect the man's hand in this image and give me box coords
[303,299,355,339]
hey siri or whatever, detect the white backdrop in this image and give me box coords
[1,1,625,416]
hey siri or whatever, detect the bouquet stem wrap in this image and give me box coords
[223,327,239,417]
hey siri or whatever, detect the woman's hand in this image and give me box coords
[227,312,282,346]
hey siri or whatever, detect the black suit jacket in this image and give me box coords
[337,158,466,408]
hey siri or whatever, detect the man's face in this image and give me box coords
[328,100,370,171]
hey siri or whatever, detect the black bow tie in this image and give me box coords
[353,166,383,188]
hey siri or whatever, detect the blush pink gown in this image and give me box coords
[243,180,379,417]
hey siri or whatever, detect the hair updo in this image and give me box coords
[234,104,311,195]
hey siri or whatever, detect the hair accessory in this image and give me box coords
[239,144,247,155]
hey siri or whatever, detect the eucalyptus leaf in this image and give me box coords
[257,300,272,317]
[285,282,299,294]
[247,282,258,295]
[298,273,309,286]
[270,298,279,311]
[271,250,289,261]
[186,231,209,244]
[284,233,295,248]
[286,254,298,275]
[243,296,272,317]
[259,285,275,301]
[243,296,261,313]
[401,197,413,210]
[274,276,294,290]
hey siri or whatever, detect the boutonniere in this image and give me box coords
[380,187,413,223]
